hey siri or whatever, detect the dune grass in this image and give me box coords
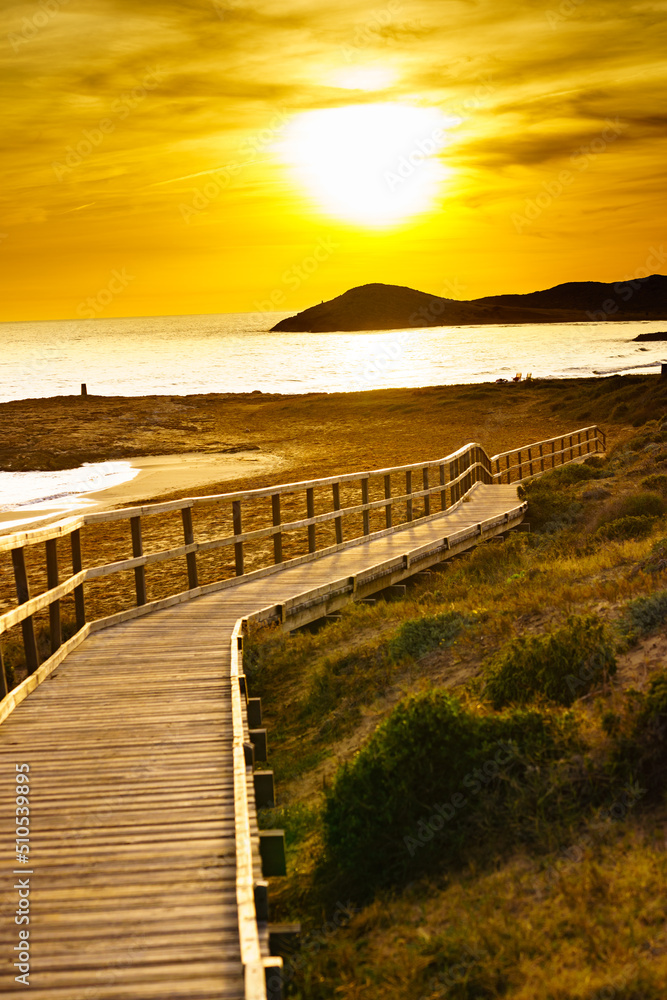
[245,423,667,998]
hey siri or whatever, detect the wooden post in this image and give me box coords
[306,487,316,552]
[439,464,447,509]
[130,516,147,606]
[70,529,86,629]
[517,450,523,480]
[569,434,573,461]
[332,482,343,545]
[561,437,565,464]
[528,447,533,476]
[0,643,7,699]
[423,467,430,516]
[11,547,39,676]
[450,459,458,503]
[577,431,582,456]
[80,383,87,396]
[505,453,511,484]
[384,474,392,528]
[551,439,556,469]
[45,538,62,655]
[271,493,282,564]
[406,470,413,522]
[232,500,244,576]
[361,479,369,535]
[181,507,198,589]
[540,442,545,472]
[585,428,590,454]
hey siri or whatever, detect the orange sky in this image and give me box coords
[1,0,665,321]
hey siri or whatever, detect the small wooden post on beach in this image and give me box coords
[81,383,87,396]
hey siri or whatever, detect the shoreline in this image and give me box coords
[0,450,282,532]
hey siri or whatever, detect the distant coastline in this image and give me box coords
[271,275,667,333]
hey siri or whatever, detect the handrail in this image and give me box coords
[0,424,604,999]
[0,424,605,699]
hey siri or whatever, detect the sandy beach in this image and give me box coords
[0,449,282,532]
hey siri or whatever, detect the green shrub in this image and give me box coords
[622,590,667,639]
[547,463,598,486]
[641,474,667,495]
[616,491,665,518]
[388,611,467,660]
[483,615,616,709]
[633,538,667,575]
[518,477,583,533]
[612,670,667,798]
[322,689,577,896]
[595,515,657,541]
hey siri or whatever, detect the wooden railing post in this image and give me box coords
[271,494,282,564]
[439,464,447,509]
[577,431,582,456]
[130,516,147,606]
[45,538,62,655]
[181,507,199,588]
[11,547,39,676]
[70,529,86,629]
[361,479,370,535]
[528,447,534,477]
[406,470,413,521]
[517,450,523,480]
[423,468,430,516]
[232,500,244,575]
[505,454,511,484]
[384,474,392,528]
[332,482,343,544]
[306,487,316,552]
[539,443,545,471]
[0,644,7,699]
[561,437,565,464]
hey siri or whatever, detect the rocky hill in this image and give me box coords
[270,274,667,332]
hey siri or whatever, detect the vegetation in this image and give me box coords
[322,689,580,898]
[243,413,667,999]
[482,614,616,708]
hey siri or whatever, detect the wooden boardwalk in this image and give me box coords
[0,426,605,1000]
[0,483,524,999]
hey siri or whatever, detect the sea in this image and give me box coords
[0,310,665,514]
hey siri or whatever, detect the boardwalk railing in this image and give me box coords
[0,424,605,701]
[0,422,605,1000]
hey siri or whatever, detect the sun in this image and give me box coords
[278,103,457,227]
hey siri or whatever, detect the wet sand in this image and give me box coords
[0,449,281,532]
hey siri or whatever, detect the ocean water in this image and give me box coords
[0,310,665,515]
[0,311,666,403]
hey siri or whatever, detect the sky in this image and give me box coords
[1,0,665,321]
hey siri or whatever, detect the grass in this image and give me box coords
[242,420,667,998]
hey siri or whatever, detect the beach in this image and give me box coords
[0,379,639,527]
[0,449,282,531]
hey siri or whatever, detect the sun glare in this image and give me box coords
[278,103,457,227]
[328,67,396,91]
